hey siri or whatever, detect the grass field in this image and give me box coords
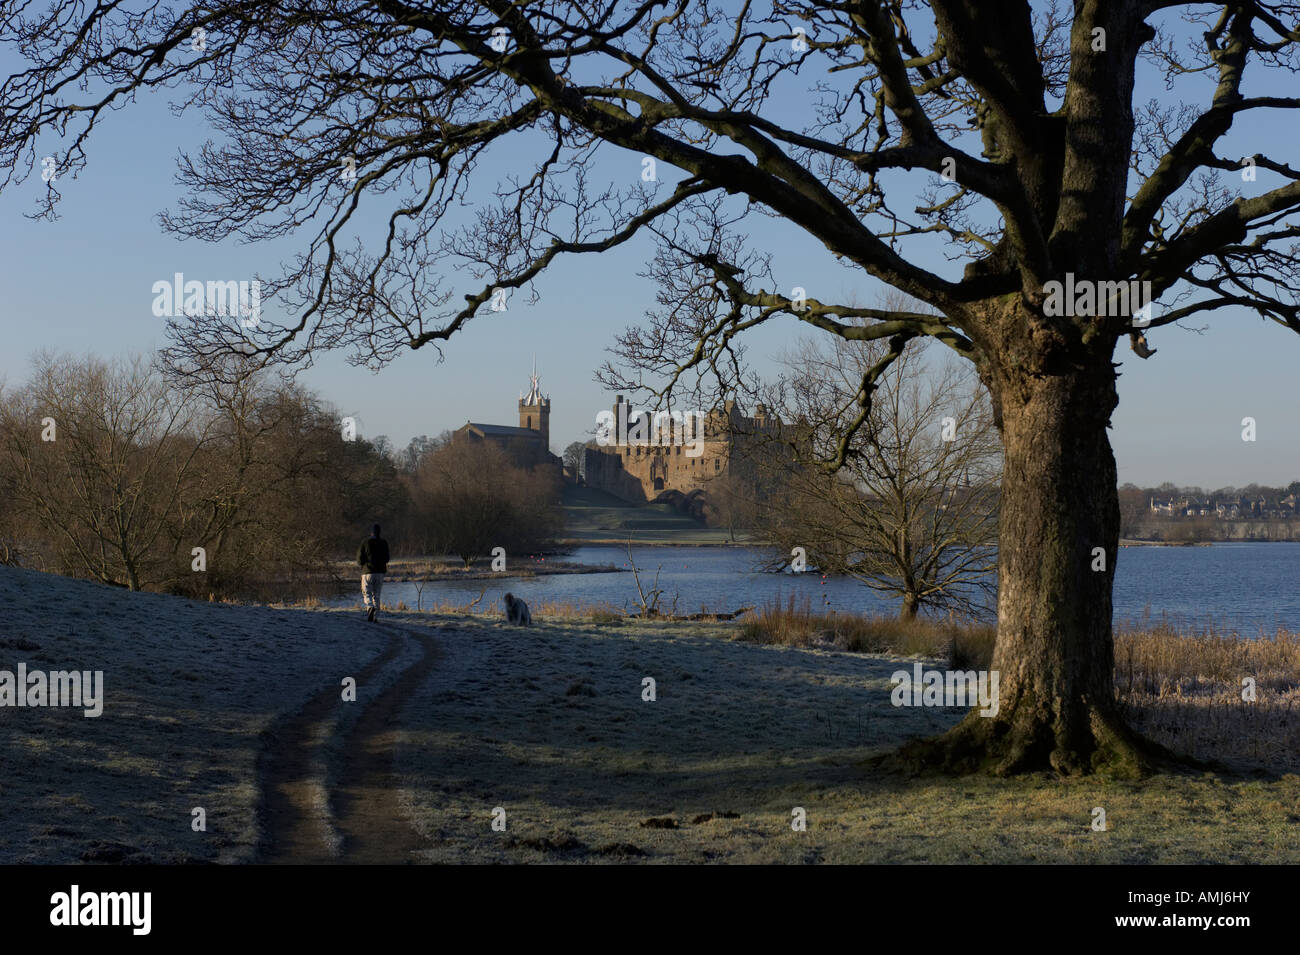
[560,484,748,545]
[2,563,1296,864]
[388,611,1300,863]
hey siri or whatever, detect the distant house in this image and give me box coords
[1150,491,1300,522]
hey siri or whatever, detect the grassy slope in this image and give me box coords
[560,484,750,545]
[0,565,388,863]
[2,564,1295,864]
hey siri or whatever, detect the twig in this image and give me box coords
[459,587,486,612]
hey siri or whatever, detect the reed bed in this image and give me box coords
[1114,623,1300,769]
[736,598,1300,771]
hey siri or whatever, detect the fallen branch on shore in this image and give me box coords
[457,588,487,613]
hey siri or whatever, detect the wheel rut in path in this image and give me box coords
[331,624,439,863]
[256,621,438,863]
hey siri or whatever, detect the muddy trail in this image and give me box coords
[256,619,439,864]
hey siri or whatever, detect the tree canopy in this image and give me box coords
[3,1,1296,406]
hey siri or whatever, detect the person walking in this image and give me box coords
[357,524,390,622]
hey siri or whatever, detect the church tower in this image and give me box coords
[518,356,550,451]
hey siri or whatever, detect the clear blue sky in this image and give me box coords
[1,8,1297,490]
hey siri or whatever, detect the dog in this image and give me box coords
[503,592,532,626]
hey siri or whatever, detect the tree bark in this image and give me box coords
[897,299,1172,777]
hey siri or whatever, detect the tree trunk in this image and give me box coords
[900,592,920,620]
[124,553,141,592]
[897,303,1171,777]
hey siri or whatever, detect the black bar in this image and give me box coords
[0,864,1278,942]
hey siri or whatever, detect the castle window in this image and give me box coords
[527,416,532,428]
[715,459,721,471]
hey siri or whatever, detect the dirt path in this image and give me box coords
[331,627,439,863]
[256,620,438,863]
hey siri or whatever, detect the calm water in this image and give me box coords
[338,542,1300,634]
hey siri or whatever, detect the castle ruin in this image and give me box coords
[583,395,781,504]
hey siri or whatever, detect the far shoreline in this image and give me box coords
[328,557,627,583]
[1120,537,1300,546]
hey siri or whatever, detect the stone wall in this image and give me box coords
[584,440,730,503]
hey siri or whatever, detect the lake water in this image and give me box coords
[340,541,1300,635]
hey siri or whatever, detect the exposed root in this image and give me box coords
[878,706,1196,779]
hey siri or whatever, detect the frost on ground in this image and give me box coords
[394,614,962,863]
[4,565,1298,865]
[392,615,1300,864]
[0,566,385,863]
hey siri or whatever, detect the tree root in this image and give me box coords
[877,706,1198,779]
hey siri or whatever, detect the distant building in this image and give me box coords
[452,362,562,474]
[584,396,782,504]
[1150,492,1300,521]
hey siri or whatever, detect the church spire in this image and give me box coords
[523,354,543,405]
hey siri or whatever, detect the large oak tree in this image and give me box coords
[4,0,1299,775]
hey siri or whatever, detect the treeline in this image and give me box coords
[1124,480,1300,504]
[0,353,562,597]
[403,438,563,568]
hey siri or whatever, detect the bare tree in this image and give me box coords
[759,331,1000,619]
[1118,483,1147,539]
[0,353,407,595]
[0,380,36,569]
[0,354,205,591]
[7,1,1300,773]
[180,366,403,593]
[702,466,757,543]
[396,434,444,475]
[563,441,586,479]
[624,542,678,617]
[410,439,562,567]
[175,359,298,592]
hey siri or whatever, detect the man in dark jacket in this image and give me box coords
[357,524,390,622]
